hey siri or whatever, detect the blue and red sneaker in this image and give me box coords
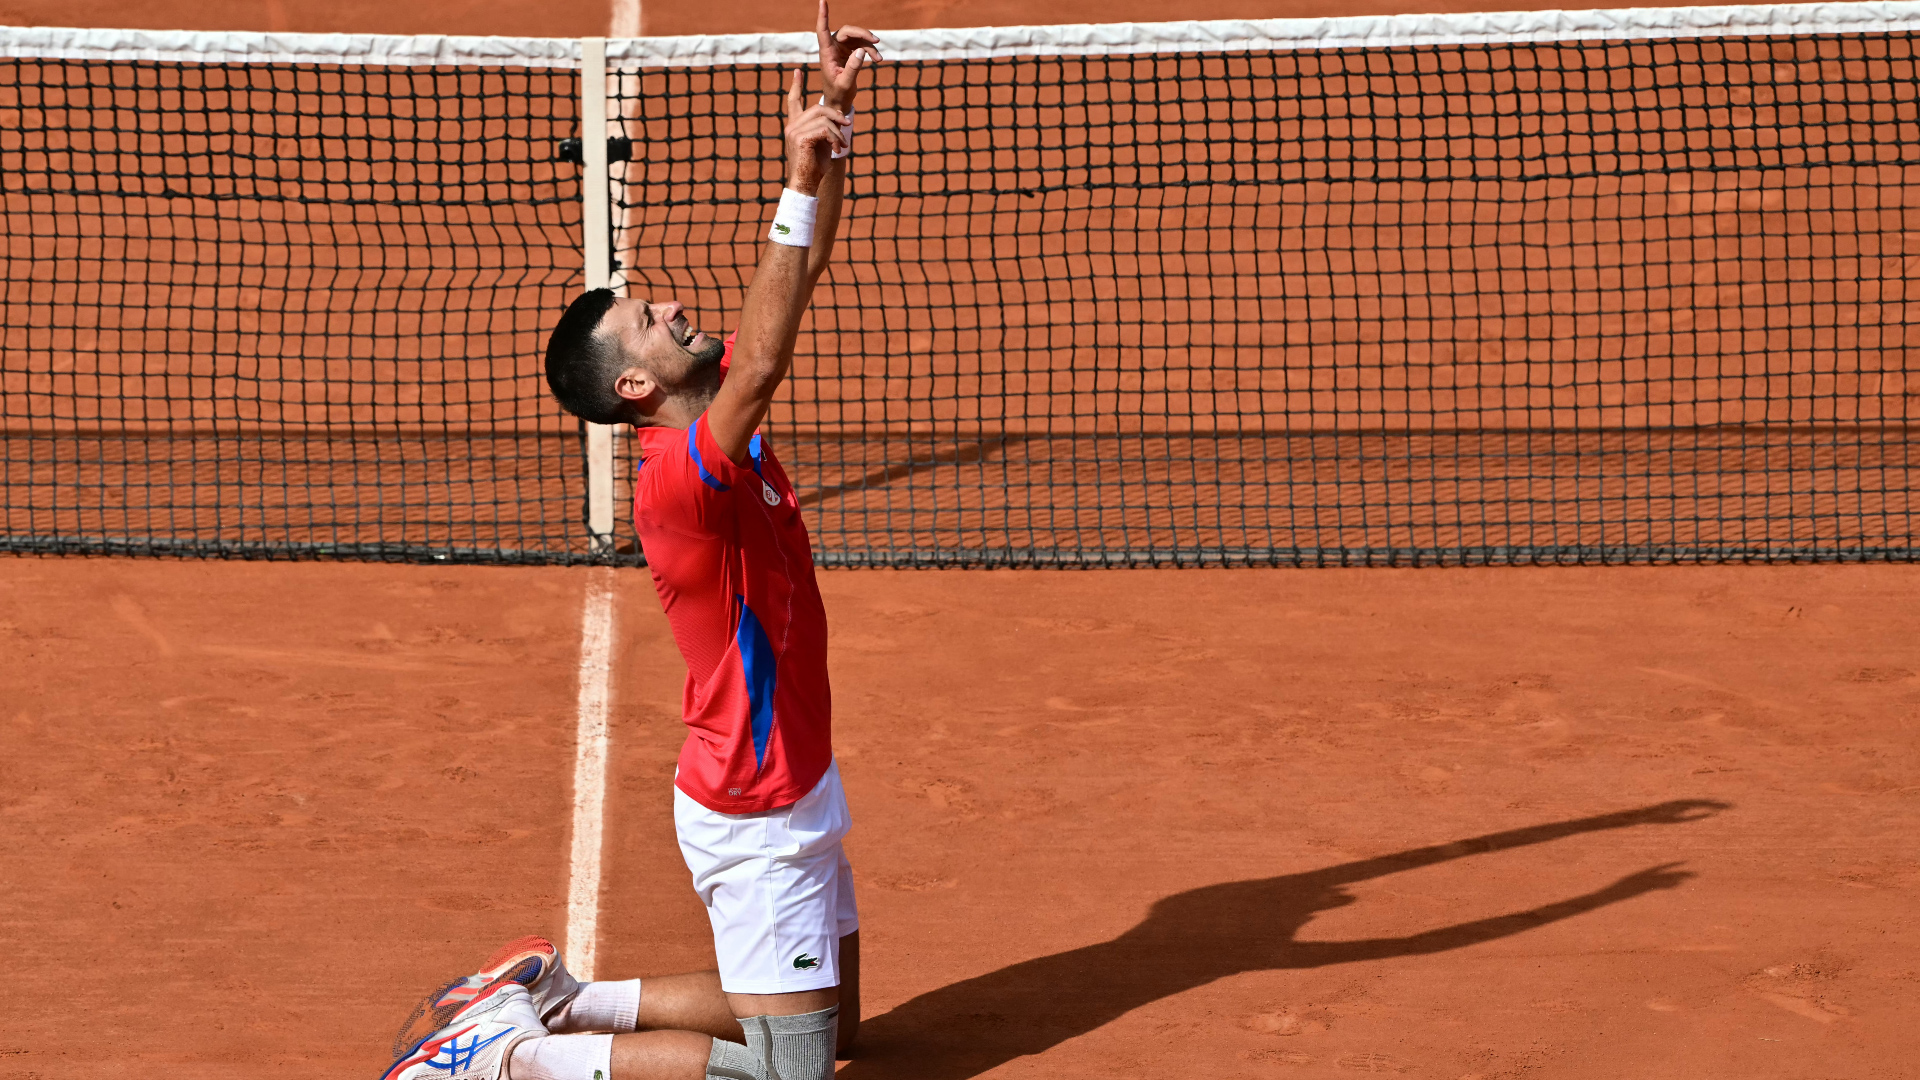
[390,936,580,1062]
[380,982,545,1080]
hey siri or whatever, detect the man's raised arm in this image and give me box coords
[705,4,878,464]
[806,8,880,289]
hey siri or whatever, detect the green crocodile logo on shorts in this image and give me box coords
[793,953,820,970]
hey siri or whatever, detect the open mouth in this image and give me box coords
[670,316,702,349]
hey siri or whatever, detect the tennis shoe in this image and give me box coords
[380,982,545,1080]
[391,935,580,1057]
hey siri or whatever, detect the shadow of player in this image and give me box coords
[839,799,1728,1079]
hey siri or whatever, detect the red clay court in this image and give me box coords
[6,563,1919,1078]
[2,0,1917,1078]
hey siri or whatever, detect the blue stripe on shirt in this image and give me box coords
[688,419,729,492]
[734,595,777,768]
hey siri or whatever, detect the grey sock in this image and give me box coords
[765,1007,839,1080]
[706,1036,767,1080]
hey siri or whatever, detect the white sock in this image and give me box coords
[546,979,642,1034]
[508,1033,614,1080]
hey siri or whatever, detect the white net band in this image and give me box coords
[7,2,1920,68]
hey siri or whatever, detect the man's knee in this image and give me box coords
[708,1006,837,1080]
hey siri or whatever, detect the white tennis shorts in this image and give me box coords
[674,760,859,994]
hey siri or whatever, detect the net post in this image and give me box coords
[580,36,616,557]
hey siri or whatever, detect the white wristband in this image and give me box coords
[819,96,855,159]
[768,187,818,247]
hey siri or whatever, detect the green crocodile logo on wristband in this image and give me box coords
[773,223,791,235]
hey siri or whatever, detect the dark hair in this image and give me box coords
[545,288,632,424]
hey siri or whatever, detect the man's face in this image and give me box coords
[600,296,726,392]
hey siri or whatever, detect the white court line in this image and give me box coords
[609,0,641,37]
[565,567,617,980]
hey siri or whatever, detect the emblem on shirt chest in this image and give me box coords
[761,480,781,506]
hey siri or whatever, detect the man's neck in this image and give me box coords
[644,386,720,431]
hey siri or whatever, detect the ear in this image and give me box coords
[613,365,661,410]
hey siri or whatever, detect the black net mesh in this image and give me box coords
[0,58,587,562]
[612,32,1915,566]
[3,30,1916,566]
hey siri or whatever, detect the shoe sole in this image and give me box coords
[380,1021,480,1080]
[388,937,553,1061]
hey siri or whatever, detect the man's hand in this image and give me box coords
[782,69,848,196]
[816,0,880,111]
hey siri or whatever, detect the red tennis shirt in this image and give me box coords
[631,337,832,814]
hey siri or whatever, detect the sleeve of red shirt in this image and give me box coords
[637,413,762,535]
[686,410,763,488]
[636,332,753,534]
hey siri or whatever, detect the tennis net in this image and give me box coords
[4,7,1916,565]
[0,32,586,561]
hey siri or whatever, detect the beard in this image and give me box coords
[689,331,727,368]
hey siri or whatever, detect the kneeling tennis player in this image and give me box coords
[376,7,879,1080]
